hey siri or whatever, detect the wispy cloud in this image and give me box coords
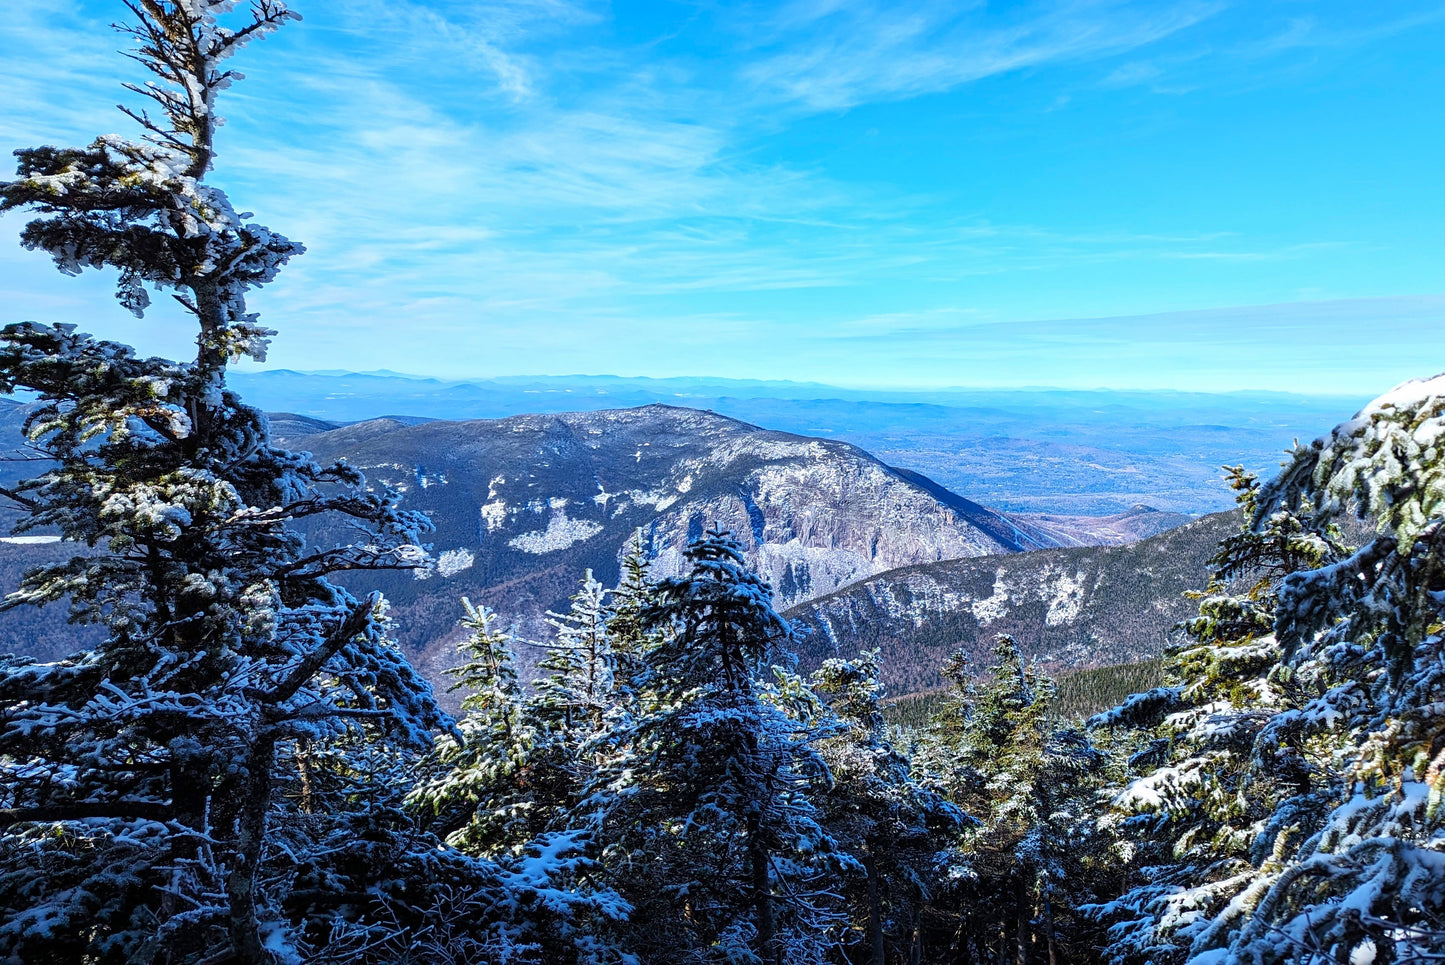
[1089,3,1445,95]
[1240,4,1445,57]
[788,296,1445,393]
[814,295,1445,344]
[2,0,1442,390]
[739,0,1225,111]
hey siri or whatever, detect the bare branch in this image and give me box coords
[0,485,39,509]
[255,593,378,706]
[0,799,173,825]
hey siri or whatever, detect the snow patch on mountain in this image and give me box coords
[436,548,475,577]
[415,467,447,489]
[415,547,476,580]
[972,569,1010,623]
[481,501,507,531]
[1045,568,1087,626]
[509,510,605,554]
[624,489,679,512]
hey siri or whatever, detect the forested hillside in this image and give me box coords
[788,510,1239,694]
[2,5,1442,965]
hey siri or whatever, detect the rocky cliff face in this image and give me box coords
[279,405,1057,674]
[786,511,1240,697]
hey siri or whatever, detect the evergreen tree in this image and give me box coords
[1084,468,1350,964]
[449,596,524,717]
[606,529,658,692]
[412,573,627,862]
[919,636,1111,964]
[1202,375,1445,962]
[1091,372,1445,964]
[535,570,616,737]
[408,599,545,857]
[588,527,844,963]
[0,6,611,960]
[809,650,962,964]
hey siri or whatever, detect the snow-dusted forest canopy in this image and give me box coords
[1,3,1443,964]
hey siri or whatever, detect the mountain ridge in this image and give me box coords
[785,510,1240,697]
[230,370,1361,514]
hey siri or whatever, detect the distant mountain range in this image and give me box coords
[0,396,1223,693]
[233,369,1366,515]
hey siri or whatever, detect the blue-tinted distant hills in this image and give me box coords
[230,370,1369,515]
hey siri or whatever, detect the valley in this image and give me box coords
[4,2,1437,957]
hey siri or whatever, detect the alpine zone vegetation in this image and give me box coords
[1,4,1443,963]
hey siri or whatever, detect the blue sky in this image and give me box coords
[1,0,1443,393]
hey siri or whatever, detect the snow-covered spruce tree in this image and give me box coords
[410,582,622,863]
[1084,468,1352,964]
[808,650,962,965]
[0,3,444,958]
[408,599,542,857]
[605,529,658,695]
[587,527,845,964]
[534,569,617,738]
[529,570,627,832]
[1086,372,1445,959]
[0,5,602,961]
[411,567,645,863]
[399,599,629,963]
[1086,465,1346,959]
[919,635,1112,964]
[1174,375,1445,963]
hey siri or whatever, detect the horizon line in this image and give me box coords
[227,368,1376,401]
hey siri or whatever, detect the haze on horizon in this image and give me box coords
[2,1,1443,395]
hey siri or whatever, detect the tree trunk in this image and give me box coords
[1015,875,1031,965]
[1044,894,1059,965]
[950,911,969,965]
[296,738,314,814]
[227,734,277,964]
[865,850,885,965]
[749,812,776,965]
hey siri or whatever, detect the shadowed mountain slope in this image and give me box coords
[786,510,1239,697]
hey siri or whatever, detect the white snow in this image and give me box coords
[435,548,475,578]
[480,500,507,532]
[971,569,1011,623]
[509,510,604,554]
[1045,568,1086,626]
[625,489,679,512]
